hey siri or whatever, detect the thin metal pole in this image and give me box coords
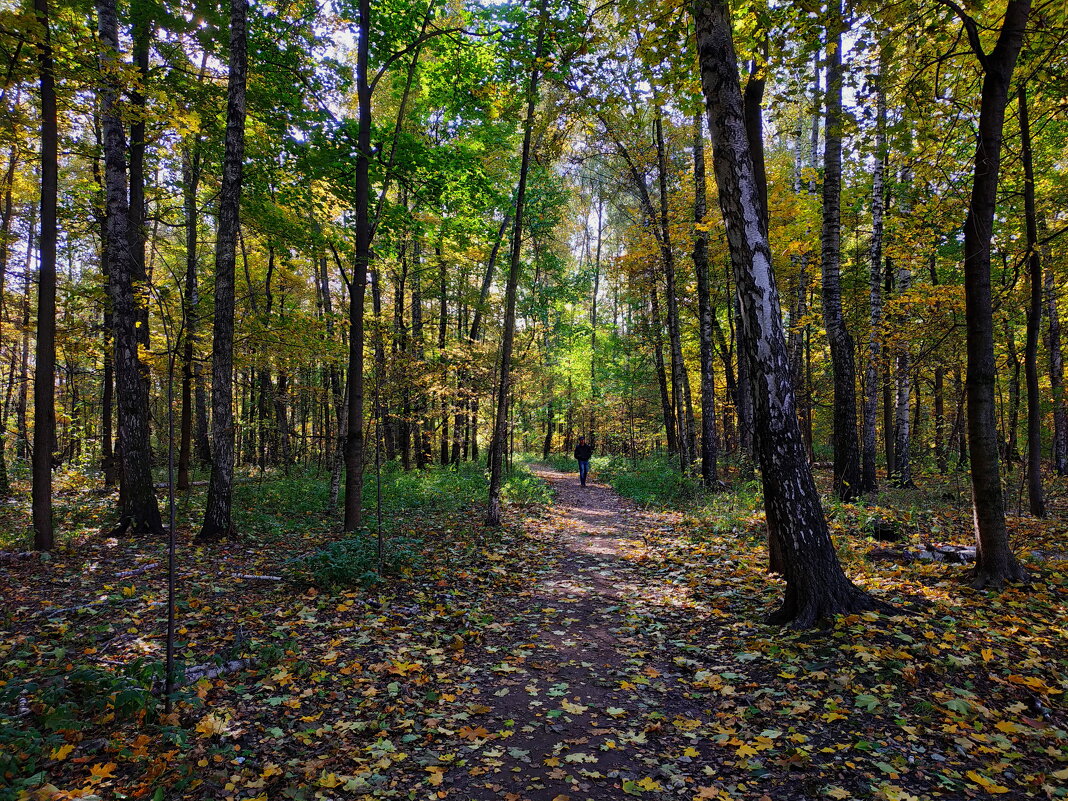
[375,360,383,575]
[164,346,177,712]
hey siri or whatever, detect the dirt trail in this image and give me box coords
[450,465,714,800]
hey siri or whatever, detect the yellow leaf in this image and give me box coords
[260,763,282,779]
[318,772,343,788]
[561,700,588,714]
[458,725,490,741]
[122,585,136,597]
[735,743,758,758]
[966,770,1009,793]
[826,788,851,800]
[636,777,662,791]
[1006,674,1060,694]
[683,746,700,758]
[194,712,229,738]
[50,744,75,761]
[994,720,1022,734]
[981,648,993,662]
[88,762,117,781]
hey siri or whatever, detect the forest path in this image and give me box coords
[449,465,720,800]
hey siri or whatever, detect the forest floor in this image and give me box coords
[2,463,1067,801]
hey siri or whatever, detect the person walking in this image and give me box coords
[574,436,593,487]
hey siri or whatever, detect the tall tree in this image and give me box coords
[692,111,718,487]
[343,0,370,531]
[199,0,249,541]
[177,144,201,491]
[1019,82,1044,517]
[942,0,1030,586]
[97,0,162,534]
[819,2,862,500]
[653,99,695,472]
[862,59,886,494]
[31,0,58,550]
[1046,247,1067,475]
[487,2,547,526]
[693,0,881,626]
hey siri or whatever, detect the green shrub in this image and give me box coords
[503,467,554,506]
[0,660,161,797]
[590,455,703,506]
[290,533,421,590]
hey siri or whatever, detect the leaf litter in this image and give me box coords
[1,465,1065,800]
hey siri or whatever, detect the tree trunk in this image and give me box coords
[734,292,753,457]
[653,102,695,472]
[31,0,58,550]
[883,262,895,475]
[129,0,150,353]
[487,3,546,526]
[1019,82,1044,517]
[343,0,370,531]
[693,112,718,487]
[18,222,32,462]
[862,61,886,493]
[819,4,861,501]
[934,366,947,472]
[0,146,16,496]
[199,0,248,541]
[97,0,162,535]
[438,249,449,466]
[955,0,1030,586]
[411,235,430,469]
[1004,316,1021,465]
[1045,247,1067,475]
[649,274,677,453]
[590,198,602,442]
[891,263,913,487]
[693,0,881,626]
[178,145,201,490]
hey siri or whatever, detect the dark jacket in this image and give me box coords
[574,443,593,461]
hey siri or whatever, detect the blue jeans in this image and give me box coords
[578,460,590,485]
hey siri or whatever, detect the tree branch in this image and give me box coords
[935,0,989,69]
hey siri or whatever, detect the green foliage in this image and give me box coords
[502,459,555,507]
[288,460,547,589]
[589,455,704,507]
[0,659,162,798]
[290,532,422,590]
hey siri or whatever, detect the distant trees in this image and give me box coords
[4,0,1059,613]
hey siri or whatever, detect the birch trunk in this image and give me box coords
[693,0,881,626]
[862,63,886,493]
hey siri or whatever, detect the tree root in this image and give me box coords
[766,586,891,629]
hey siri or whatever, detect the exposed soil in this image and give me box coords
[448,466,717,800]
